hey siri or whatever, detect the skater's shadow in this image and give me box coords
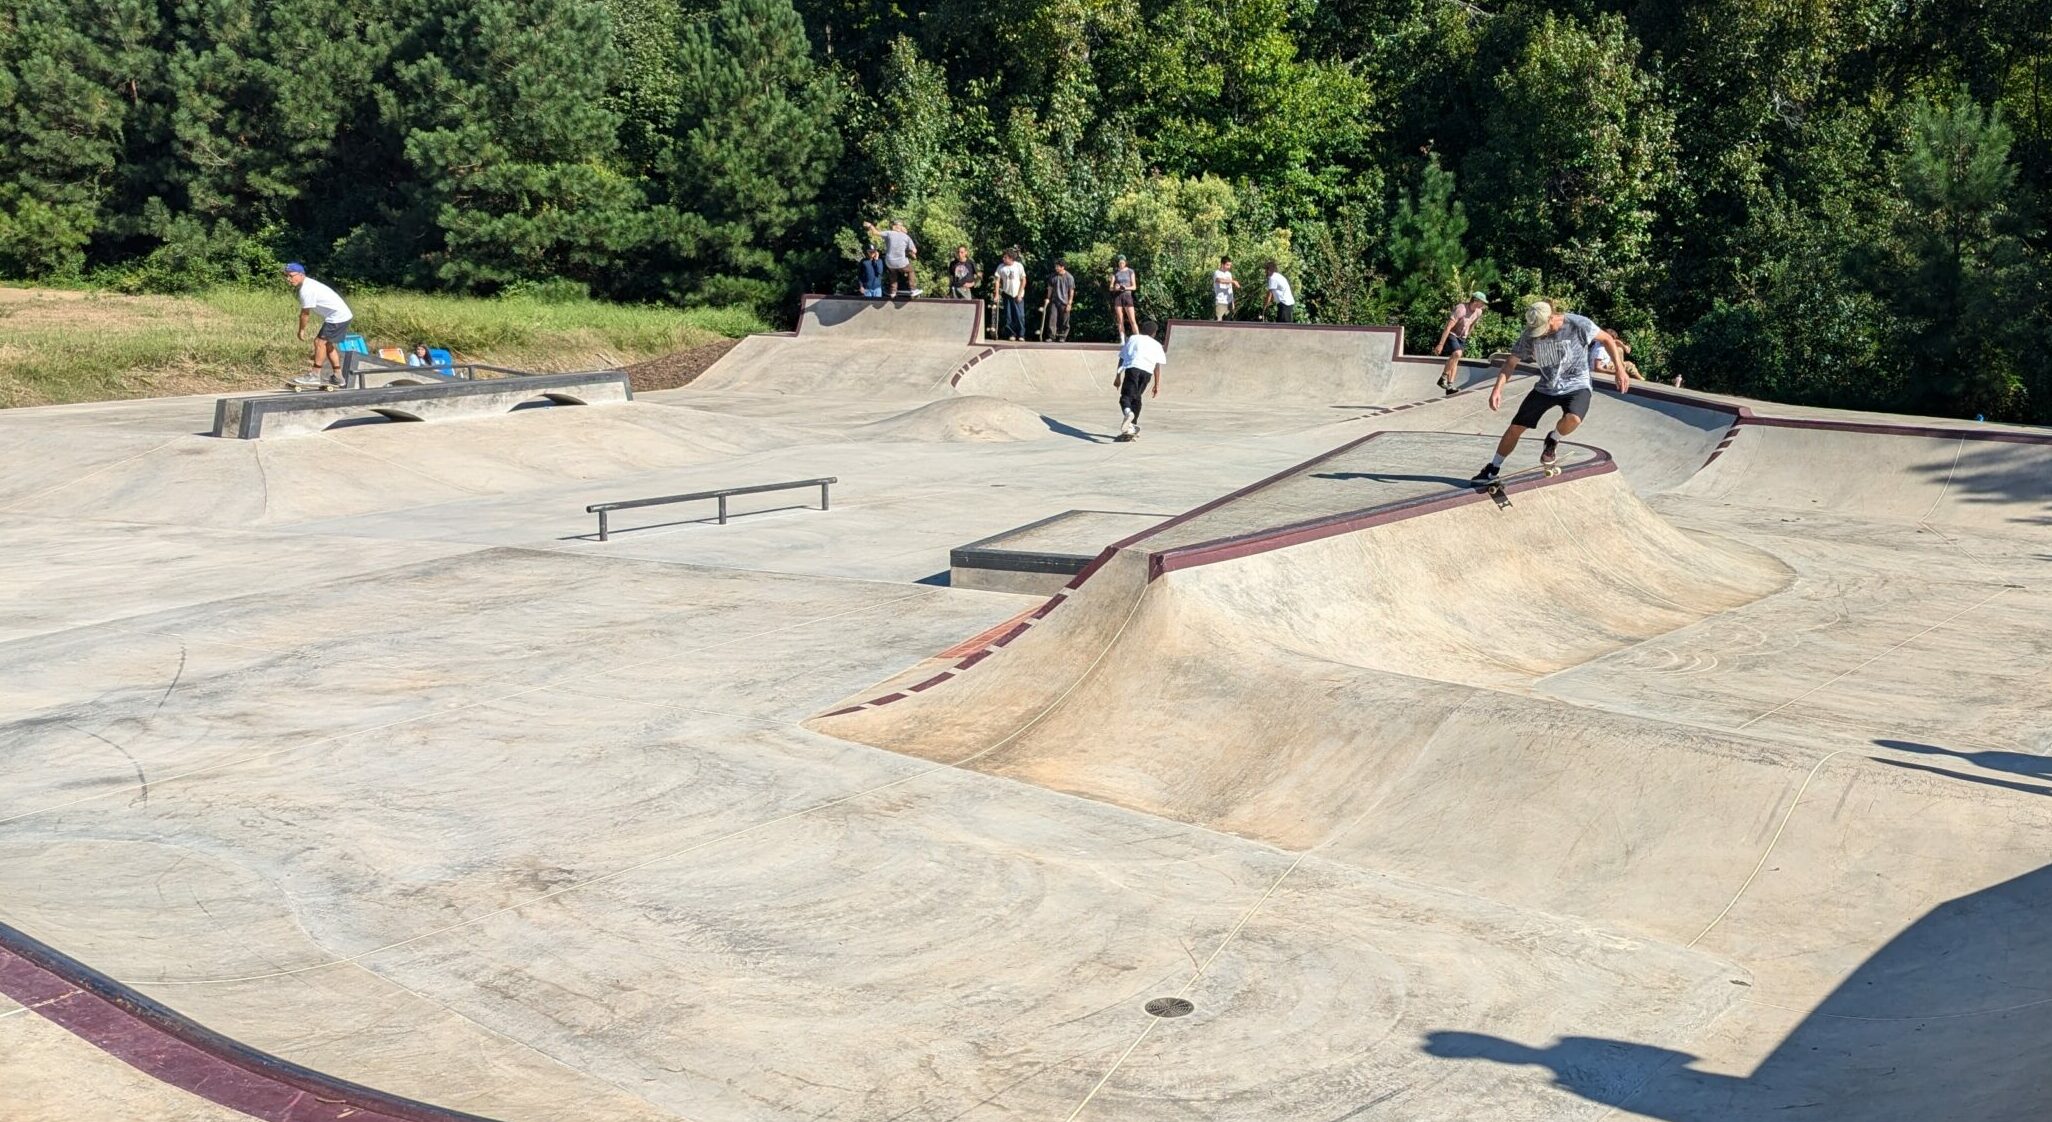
[1314,471,1471,487]
[1418,862,2052,1120]
[1870,738,2052,796]
[1040,415,1114,443]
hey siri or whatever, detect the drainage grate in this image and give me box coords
[1144,997,1195,1018]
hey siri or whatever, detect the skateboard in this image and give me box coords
[284,379,340,393]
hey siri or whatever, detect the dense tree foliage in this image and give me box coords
[1,0,2047,421]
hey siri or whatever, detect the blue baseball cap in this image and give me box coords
[283,262,306,274]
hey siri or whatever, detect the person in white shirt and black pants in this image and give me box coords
[1112,320,1166,441]
[1262,261,1296,323]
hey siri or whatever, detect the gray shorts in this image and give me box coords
[316,319,353,343]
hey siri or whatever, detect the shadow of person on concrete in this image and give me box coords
[1038,414,1112,443]
[1875,738,2052,781]
[1419,862,2052,1120]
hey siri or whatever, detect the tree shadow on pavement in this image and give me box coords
[1420,861,2052,1120]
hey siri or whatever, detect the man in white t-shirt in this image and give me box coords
[285,263,354,388]
[1211,256,1240,320]
[1262,261,1295,323]
[994,250,1028,341]
[1111,319,1167,440]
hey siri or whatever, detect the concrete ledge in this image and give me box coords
[211,371,631,440]
[0,921,496,1122]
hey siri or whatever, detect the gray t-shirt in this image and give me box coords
[881,230,915,268]
[1049,272,1075,305]
[1513,313,1599,395]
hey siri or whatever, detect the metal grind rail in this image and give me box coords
[587,478,837,541]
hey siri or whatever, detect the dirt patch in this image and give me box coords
[624,338,741,392]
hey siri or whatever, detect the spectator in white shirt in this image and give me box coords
[1262,261,1296,323]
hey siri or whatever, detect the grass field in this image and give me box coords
[0,285,766,408]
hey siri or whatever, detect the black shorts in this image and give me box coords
[1445,333,1469,353]
[1112,290,1136,309]
[1511,386,1592,429]
[316,319,353,343]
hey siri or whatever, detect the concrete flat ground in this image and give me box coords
[2,298,2049,1122]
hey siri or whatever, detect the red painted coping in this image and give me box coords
[0,922,499,1122]
[825,430,1607,716]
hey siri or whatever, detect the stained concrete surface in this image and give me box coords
[2,299,2049,1121]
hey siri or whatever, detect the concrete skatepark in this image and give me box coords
[2,294,2048,1121]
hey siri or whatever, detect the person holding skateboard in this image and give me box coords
[1111,318,1166,441]
[1043,261,1075,342]
[995,249,1027,341]
[1109,255,1139,340]
[285,263,353,389]
[1211,256,1240,320]
[1470,300,1629,485]
[1433,292,1488,395]
[1261,261,1296,323]
[947,245,980,300]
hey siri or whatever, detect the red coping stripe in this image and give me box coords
[1150,446,1616,578]
[0,924,500,1122]
[946,347,998,387]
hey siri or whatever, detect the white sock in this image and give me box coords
[1489,453,1505,468]
[1547,428,1565,443]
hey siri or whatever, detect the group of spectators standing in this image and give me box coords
[859,222,1299,342]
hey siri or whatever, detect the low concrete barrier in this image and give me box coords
[211,371,631,439]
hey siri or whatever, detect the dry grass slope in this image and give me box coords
[0,285,765,408]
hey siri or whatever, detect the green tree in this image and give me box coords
[1463,12,1674,327]
[362,0,645,292]
[1878,90,2036,417]
[1385,155,1496,344]
[655,0,844,305]
[0,0,155,276]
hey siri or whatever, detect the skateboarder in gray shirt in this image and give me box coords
[1470,300,1629,484]
[863,220,919,298]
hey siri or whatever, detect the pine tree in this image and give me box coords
[1882,90,2035,417]
[656,0,844,304]
[374,0,648,292]
[0,0,155,276]
[1386,156,1494,346]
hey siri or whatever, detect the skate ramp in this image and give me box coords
[1677,416,2052,531]
[797,293,982,343]
[686,331,973,398]
[0,401,806,527]
[857,395,1051,442]
[807,426,2052,1121]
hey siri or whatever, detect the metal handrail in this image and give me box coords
[587,477,836,541]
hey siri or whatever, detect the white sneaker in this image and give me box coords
[290,373,326,388]
[907,288,924,298]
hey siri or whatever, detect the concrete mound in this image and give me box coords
[859,395,1050,443]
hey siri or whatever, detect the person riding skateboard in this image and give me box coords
[285,263,353,388]
[1470,300,1628,484]
[1433,292,1488,395]
[1112,319,1166,441]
